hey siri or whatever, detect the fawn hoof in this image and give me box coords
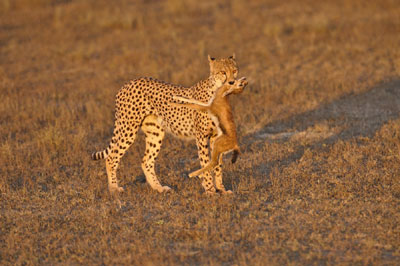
[188,172,196,178]
[238,77,248,84]
[189,169,202,178]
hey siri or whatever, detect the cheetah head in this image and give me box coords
[208,54,238,89]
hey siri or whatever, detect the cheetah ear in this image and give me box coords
[208,55,216,62]
[229,53,236,60]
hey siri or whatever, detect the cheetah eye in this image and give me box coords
[220,71,226,75]
[233,70,237,73]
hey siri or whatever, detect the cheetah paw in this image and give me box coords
[216,188,233,194]
[109,186,124,194]
[156,185,172,193]
[205,188,217,195]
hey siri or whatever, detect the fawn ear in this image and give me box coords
[208,55,216,62]
[229,53,236,60]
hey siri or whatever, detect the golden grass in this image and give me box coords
[1,0,400,264]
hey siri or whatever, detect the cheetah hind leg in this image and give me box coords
[105,122,140,194]
[106,156,125,194]
[141,115,171,193]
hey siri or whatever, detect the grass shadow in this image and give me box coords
[245,79,400,176]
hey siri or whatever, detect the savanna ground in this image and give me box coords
[1,0,400,264]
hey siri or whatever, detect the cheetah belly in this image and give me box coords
[143,81,210,140]
[155,109,196,139]
[148,94,196,139]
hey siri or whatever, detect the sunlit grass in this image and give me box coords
[1,0,400,264]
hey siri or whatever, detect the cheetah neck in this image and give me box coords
[190,76,220,100]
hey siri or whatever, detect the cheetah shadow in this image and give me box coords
[243,79,400,179]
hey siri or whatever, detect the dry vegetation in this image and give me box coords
[1,0,400,264]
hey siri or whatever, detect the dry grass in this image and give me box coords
[1,0,400,264]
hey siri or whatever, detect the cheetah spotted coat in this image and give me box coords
[92,55,238,194]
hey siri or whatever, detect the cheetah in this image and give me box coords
[172,77,248,182]
[92,55,238,194]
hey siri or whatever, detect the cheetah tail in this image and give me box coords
[91,145,111,160]
[231,149,240,164]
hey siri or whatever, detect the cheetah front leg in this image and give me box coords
[141,115,171,193]
[195,132,217,194]
[209,133,232,194]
